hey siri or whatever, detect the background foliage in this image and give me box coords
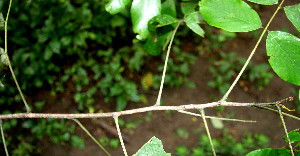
[0,0,299,155]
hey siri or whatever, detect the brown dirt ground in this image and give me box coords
[38,1,300,156]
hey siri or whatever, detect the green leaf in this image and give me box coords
[185,12,203,23]
[131,0,161,40]
[199,0,262,32]
[144,36,161,56]
[181,2,196,15]
[110,84,123,96]
[133,136,171,156]
[246,148,291,156]
[0,13,4,29]
[153,14,179,27]
[284,129,300,143]
[185,81,196,89]
[176,146,190,156]
[176,128,190,139]
[246,0,278,5]
[0,48,8,66]
[210,118,224,129]
[109,139,120,149]
[49,39,61,54]
[284,4,300,32]
[71,135,85,149]
[105,0,130,15]
[185,12,205,37]
[22,120,35,128]
[266,31,300,86]
[186,23,204,37]
[144,28,173,55]
[162,0,176,17]
[116,95,127,111]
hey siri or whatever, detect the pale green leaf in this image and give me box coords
[199,0,262,32]
[184,12,203,23]
[266,31,300,86]
[284,3,300,32]
[133,136,171,156]
[246,0,278,5]
[210,118,224,129]
[105,0,130,15]
[185,12,205,37]
[186,22,204,37]
[0,13,4,29]
[131,0,161,40]
[162,0,176,17]
[0,48,8,66]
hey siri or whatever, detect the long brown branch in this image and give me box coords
[0,101,290,120]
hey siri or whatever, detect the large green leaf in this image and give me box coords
[131,0,161,40]
[105,0,130,15]
[133,136,171,156]
[199,0,262,32]
[284,3,300,32]
[162,0,176,17]
[246,0,278,5]
[266,31,300,86]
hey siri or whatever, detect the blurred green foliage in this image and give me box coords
[0,0,197,154]
[208,52,273,94]
[99,137,119,149]
[0,0,283,155]
[176,130,269,156]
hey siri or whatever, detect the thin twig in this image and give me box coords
[0,101,299,120]
[0,120,9,156]
[220,0,286,102]
[253,106,300,120]
[200,109,216,156]
[113,115,128,156]
[276,105,294,156]
[4,0,31,112]
[155,21,182,106]
[178,110,256,123]
[72,119,111,156]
